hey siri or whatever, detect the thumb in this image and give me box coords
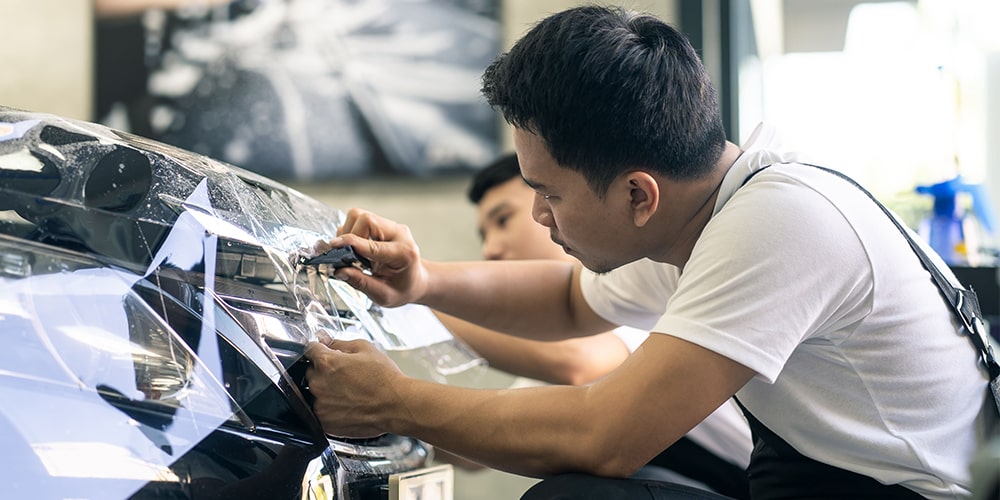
[326,338,371,353]
[304,340,331,360]
[303,338,369,361]
[333,267,391,305]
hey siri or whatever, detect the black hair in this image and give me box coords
[481,5,726,197]
[467,153,521,204]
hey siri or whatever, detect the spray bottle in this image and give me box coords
[916,176,996,266]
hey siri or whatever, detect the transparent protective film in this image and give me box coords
[0,238,241,499]
[145,125,487,381]
[169,152,486,381]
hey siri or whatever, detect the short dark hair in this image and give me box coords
[467,153,521,204]
[481,6,726,197]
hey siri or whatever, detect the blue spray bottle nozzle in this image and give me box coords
[916,176,995,232]
[916,176,996,264]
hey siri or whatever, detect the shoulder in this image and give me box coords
[662,164,878,380]
[701,163,876,274]
[580,260,682,331]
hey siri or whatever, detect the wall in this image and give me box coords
[989,52,1000,245]
[0,0,93,120]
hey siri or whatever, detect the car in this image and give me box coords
[0,105,481,499]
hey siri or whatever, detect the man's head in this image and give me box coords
[481,5,726,198]
[468,153,568,262]
[480,6,732,273]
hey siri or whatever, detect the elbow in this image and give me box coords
[548,347,621,386]
[567,430,648,479]
[575,451,645,479]
[534,350,593,385]
[548,363,607,386]
[560,368,604,386]
[588,442,649,478]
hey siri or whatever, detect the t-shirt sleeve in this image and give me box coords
[580,258,681,331]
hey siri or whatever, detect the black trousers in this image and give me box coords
[647,436,750,498]
[521,474,735,500]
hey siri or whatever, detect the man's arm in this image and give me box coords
[435,311,631,386]
[329,208,616,340]
[305,332,756,478]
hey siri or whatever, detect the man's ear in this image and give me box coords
[623,171,659,228]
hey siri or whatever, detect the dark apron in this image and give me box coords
[735,399,926,499]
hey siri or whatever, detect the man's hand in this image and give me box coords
[304,337,407,439]
[317,208,429,307]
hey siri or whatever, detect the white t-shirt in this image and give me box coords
[581,123,992,499]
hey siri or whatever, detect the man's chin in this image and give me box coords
[580,260,615,275]
[579,254,640,275]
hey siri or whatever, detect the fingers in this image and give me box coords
[333,233,383,268]
[339,208,391,241]
[302,337,392,439]
[312,238,333,256]
[305,338,369,359]
[315,329,333,346]
[330,265,382,300]
[327,208,425,307]
[329,215,401,273]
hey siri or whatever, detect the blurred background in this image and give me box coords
[4,0,999,263]
[3,0,999,497]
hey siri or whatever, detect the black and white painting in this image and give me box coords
[97,0,502,180]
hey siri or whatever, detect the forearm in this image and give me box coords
[422,260,608,341]
[306,335,756,479]
[383,336,755,478]
[389,379,612,477]
[439,312,629,385]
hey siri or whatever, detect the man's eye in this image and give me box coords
[496,214,510,228]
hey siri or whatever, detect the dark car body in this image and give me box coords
[0,106,478,499]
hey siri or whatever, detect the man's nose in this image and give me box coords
[481,234,504,260]
[532,193,554,228]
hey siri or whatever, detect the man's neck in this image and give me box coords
[656,142,744,269]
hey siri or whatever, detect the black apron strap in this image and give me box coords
[742,163,1000,416]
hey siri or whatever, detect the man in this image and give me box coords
[434,153,751,496]
[305,6,995,499]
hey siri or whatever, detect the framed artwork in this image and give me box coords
[97,0,502,180]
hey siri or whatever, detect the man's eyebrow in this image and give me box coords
[485,201,512,221]
[521,176,545,190]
